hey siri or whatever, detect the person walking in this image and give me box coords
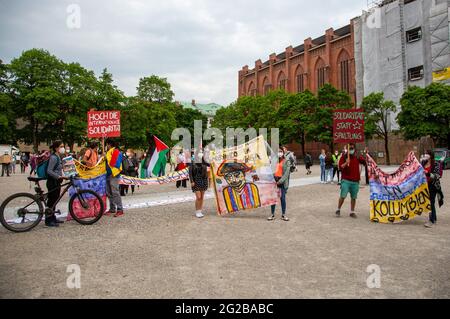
[325,151,334,184]
[423,151,444,228]
[176,150,188,188]
[82,142,99,168]
[268,148,291,222]
[45,141,68,227]
[1,151,12,177]
[20,153,29,174]
[189,150,210,218]
[304,152,312,175]
[11,153,17,174]
[104,139,124,218]
[319,149,326,184]
[335,144,367,218]
[332,150,341,185]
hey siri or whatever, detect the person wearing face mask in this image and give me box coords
[83,142,99,168]
[268,149,291,221]
[104,139,124,218]
[122,149,139,195]
[332,150,341,185]
[422,151,444,228]
[189,150,210,218]
[46,141,69,227]
[335,143,367,218]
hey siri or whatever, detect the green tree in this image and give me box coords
[362,92,396,165]
[137,75,174,103]
[8,49,65,151]
[93,68,125,110]
[310,84,353,150]
[0,60,15,144]
[277,91,318,155]
[398,83,450,147]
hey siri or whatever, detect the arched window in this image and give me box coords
[315,58,327,91]
[277,71,287,91]
[295,65,305,93]
[337,50,351,93]
[262,77,271,95]
[247,81,256,96]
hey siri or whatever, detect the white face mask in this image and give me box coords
[59,147,66,155]
[278,152,284,158]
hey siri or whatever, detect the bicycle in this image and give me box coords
[0,175,105,233]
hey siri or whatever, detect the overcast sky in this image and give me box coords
[0,0,365,106]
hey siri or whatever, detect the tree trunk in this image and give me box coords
[384,133,390,166]
[300,132,306,157]
[33,120,39,153]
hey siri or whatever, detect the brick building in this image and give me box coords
[238,22,357,103]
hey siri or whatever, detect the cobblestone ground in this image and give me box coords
[0,166,449,299]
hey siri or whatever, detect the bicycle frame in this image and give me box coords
[32,177,81,212]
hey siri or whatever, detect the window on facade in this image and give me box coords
[340,60,350,93]
[279,79,287,91]
[296,74,305,92]
[264,84,272,95]
[406,27,422,43]
[408,66,424,81]
[250,89,257,96]
[317,67,326,89]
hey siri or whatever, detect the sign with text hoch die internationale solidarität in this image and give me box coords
[87,110,121,138]
[333,109,365,144]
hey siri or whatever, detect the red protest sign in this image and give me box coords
[333,109,365,144]
[87,110,121,138]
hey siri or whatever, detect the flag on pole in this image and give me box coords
[147,136,169,177]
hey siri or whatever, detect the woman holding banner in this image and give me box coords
[189,150,210,219]
[423,151,444,228]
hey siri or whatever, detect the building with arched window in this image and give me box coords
[238,22,356,104]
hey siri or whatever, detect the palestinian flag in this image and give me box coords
[147,136,169,177]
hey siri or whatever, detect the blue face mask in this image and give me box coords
[349,150,355,155]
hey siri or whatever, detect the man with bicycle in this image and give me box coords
[46,141,69,227]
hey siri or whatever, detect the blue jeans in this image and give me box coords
[320,165,326,182]
[271,185,287,216]
[325,168,333,182]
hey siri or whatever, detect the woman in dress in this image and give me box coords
[189,150,210,218]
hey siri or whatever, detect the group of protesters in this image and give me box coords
[12,137,445,230]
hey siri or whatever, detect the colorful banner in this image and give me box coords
[75,158,107,179]
[119,169,189,186]
[333,109,365,144]
[367,152,431,224]
[87,110,121,138]
[210,136,278,215]
[68,174,107,221]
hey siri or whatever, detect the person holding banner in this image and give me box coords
[82,142,99,168]
[104,139,124,218]
[423,151,444,228]
[189,150,210,219]
[268,148,291,222]
[335,143,367,218]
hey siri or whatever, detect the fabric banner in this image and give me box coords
[68,174,107,221]
[367,152,431,224]
[210,136,278,215]
[119,169,189,186]
[74,158,107,179]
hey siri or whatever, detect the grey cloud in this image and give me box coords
[0,0,365,105]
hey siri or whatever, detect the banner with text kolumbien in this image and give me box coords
[87,110,121,138]
[333,109,365,144]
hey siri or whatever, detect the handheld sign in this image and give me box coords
[87,110,121,138]
[333,109,365,144]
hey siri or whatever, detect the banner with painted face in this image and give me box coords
[367,152,432,224]
[210,136,278,215]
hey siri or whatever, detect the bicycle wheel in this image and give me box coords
[68,189,104,225]
[0,193,44,233]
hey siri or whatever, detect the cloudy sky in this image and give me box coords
[0,0,365,106]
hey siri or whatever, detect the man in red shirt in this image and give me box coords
[335,143,367,218]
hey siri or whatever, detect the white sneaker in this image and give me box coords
[424,222,434,228]
[195,211,204,219]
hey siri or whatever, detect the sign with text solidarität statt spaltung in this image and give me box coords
[333,109,365,144]
[87,110,121,138]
